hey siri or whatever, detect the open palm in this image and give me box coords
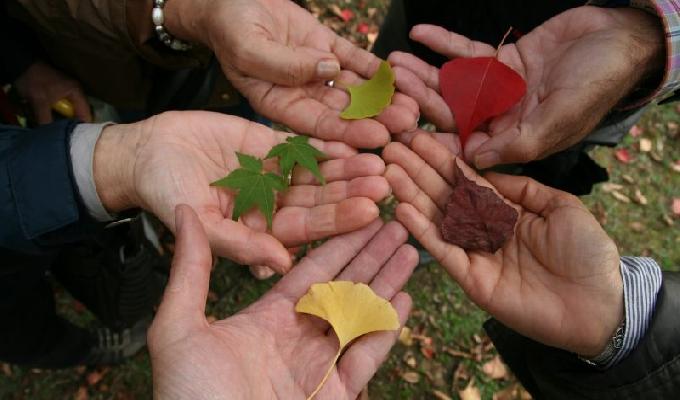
[384,133,624,356]
[149,205,417,399]
[202,0,419,148]
[103,111,390,274]
[389,6,663,166]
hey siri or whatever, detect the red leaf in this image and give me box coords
[439,57,526,148]
[340,9,354,22]
[357,22,370,35]
[615,149,632,164]
[440,163,518,253]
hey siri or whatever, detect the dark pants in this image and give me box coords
[374,0,639,195]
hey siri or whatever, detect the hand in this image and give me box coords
[383,133,623,357]
[148,204,417,399]
[163,0,418,148]
[389,6,664,167]
[14,61,93,124]
[93,111,391,273]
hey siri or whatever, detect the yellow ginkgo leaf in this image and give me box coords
[340,60,396,120]
[295,281,400,400]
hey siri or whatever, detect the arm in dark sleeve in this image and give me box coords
[485,271,680,400]
[0,121,103,256]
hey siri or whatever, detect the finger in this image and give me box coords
[384,164,444,222]
[409,24,496,59]
[276,219,384,298]
[292,153,385,185]
[369,245,419,299]
[204,216,292,274]
[155,205,213,326]
[394,129,460,156]
[395,203,470,283]
[382,142,452,208]
[391,65,455,132]
[270,131,357,160]
[462,131,492,162]
[279,176,390,207]
[335,292,412,398]
[273,197,380,247]
[335,221,409,283]
[388,51,440,91]
[484,173,583,217]
[331,35,383,79]
[239,37,341,86]
[409,133,459,185]
[34,103,53,125]
[66,90,93,122]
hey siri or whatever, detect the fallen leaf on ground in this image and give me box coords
[341,60,395,119]
[622,174,635,184]
[74,386,88,400]
[629,125,643,137]
[399,326,414,346]
[401,371,420,384]
[673,198,680,216]
[1,363,11,376]
[639,138,652,152]
[615,149,632,164]
[601,183,624,193]
[458,379,482,400]
[672,161,680,173]
[433,390,453,400]
[611,191,631,204]
[295,281,400,399]
[482,355,509,380]
[633,189,648,206]
[630,222,645,232]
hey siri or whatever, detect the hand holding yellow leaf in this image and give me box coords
[296,281,400,400]
[340,60,396,120]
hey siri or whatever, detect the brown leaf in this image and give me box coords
[441,163,518,253]
[673,198,680,216]
[630,222,645,232]
[482,355,508,380]
[600,183,624,193]
[74,386,88,400]
[458,379,482,400]
[639,138,652,152]
[633,189,648,206]
[672,160,680,173]
[444,347,472,359]
[622,174,635,184]
[401,371,420,384]
[432,390,453,400]
[611,191,631,204]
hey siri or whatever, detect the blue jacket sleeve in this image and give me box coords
[1,120,102,256]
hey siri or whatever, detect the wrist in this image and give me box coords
[162,0,213,46]
[93,124,142,213]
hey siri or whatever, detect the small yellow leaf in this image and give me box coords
[340,60,396,120]
[295,281,400,347]
[295,281,400,399]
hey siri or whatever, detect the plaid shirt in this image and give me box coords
[591,0,680,103]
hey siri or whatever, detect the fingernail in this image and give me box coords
[475,151,500,170]
[316,60,340,79]
[175,205,185,232]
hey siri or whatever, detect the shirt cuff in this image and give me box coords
[589,0,680,104]
[601,256,663,368]
[69,123,115,222]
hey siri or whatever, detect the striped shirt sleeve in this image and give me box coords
[601,256,663,368]
[589,0,680,103]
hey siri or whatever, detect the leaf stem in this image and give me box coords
[495,27,514,57]
[306,347,343,400]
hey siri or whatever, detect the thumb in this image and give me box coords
[155,204,213,327]
[238,39,340,86]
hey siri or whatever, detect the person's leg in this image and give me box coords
[0,250,92,368]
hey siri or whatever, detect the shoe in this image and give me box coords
[82,315,151,366]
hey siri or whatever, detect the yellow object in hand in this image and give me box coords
[52,99,75,118]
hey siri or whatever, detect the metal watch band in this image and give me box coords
[581,319,626,366]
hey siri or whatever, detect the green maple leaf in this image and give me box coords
[211,153,287,229]
[266,135,327,184]
[340,60,396,120]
